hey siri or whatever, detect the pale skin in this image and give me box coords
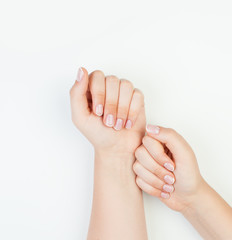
[133,125,232,240]
[70,67,232,240]
[70,67,148,239]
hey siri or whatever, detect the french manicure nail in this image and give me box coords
[164,175,175,185]
[163,184,174,193]
[76,67,84,82]
[161,192,170,199]
[114,119,123,131]
[106,114,114,127]
[96,104,103,116]
[125,119,132,129]
[146,124,160,134]
[164,163,174,172]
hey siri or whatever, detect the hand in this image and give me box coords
[70,67,146,160]
[133,124,204,212]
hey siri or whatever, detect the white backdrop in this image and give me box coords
[1,0,232,239]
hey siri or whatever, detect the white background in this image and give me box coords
[0,0,232,239]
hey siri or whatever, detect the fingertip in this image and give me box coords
[75,66,89,83]
[160,192,170,199]
[70,67,91,121]
[164,162,175,172]
[113,118,123,131]
[146,124,160,135]
[95,104,104,116]
[104,114,115,128]
[125,119,132,129]
[142,135,149,144]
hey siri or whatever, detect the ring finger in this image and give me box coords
[114,79,134,130]
[103,75,120,127]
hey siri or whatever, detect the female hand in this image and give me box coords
[133,125,204,212]
[133,125,232,239]
[70,67,146,160]
[70,67,148,240]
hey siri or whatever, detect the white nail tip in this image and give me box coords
[76,67,84,82]
[106,114,114,127]
[114,119,123,130]
[125,120,132,129]
[164,163,174,172]
[96,104,103,116]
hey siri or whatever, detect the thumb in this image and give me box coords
[70,67,91,126]
[145,124,194,160]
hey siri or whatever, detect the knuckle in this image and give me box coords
[142,135,150,145]
[106,75,119,83]
[134,88,144,100]
[133,161,140,173]
[91,70,105,79]
[120,79,134,89]
[135,146,145,159]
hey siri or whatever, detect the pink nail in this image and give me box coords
[96,104,103,116]
[125,119,132,129]
[114,119,123,131]
[163,184,174,193]
[146,124,160,134]
[76,67,84,82]
[164,163,174,172]
[164,175,175,185]
[161,192,170,199]
[106,114,114,127]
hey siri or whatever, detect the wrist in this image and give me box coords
[94,148,135,165]
[94,148,136,182]
[181,177,210,216]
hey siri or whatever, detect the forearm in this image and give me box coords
[87,151,148,240]
[182,179,232,240]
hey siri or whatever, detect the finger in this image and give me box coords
[135,145,175,185]
[114,79,134,130]
[135,177,170,199]
[142,136,175,172]
[89,70,105,116]
[145,124,194,159]
[133,161,164,190]
[69,67,90,126]
[103,75,120,127]
[125,88,144,129]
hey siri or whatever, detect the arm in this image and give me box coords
[132,124,232,240]
[87,151,147,239]
[182,179,232,240]
[70,67,148,240]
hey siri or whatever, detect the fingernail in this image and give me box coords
[163,184,174,193]
[125,119,132,129]
[76,67,84,82]
[146,124,160,134]
[96,104,103,116]
[106,114,114,127]
[164,175,175,185]
[114,119,123,131]
[164,163,174,172]
[161,192,170,199]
